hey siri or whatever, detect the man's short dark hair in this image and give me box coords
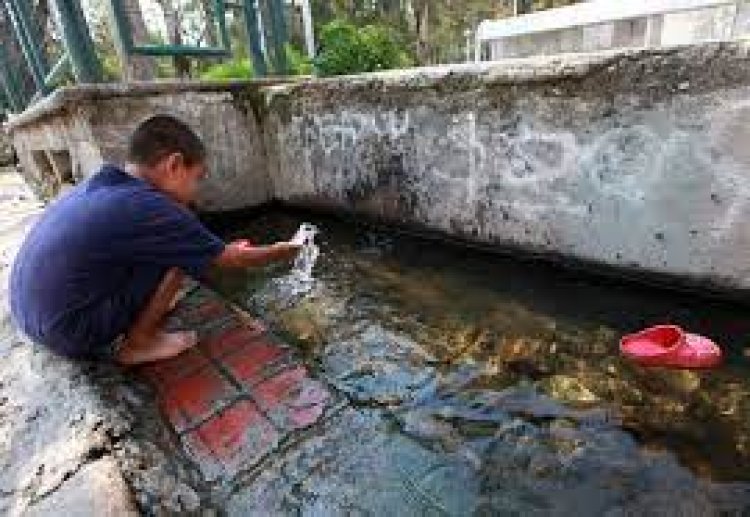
[128,114,206,167]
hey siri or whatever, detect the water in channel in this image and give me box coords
[209,209,750,513]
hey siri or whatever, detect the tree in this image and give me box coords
[414,0,429,65]
[311,0,581,66]
[314,19,411,76]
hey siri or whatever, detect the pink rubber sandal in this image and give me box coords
[619,324,723,369]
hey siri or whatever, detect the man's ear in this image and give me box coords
[165,152,185,173]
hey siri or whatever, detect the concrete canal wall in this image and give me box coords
[7,42,750,290]
[6,81,273,211]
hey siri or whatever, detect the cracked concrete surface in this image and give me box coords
[0,168,138,515]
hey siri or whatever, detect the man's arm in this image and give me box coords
[213,240,301,269]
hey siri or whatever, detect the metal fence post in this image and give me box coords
[243,0,268,77]
[300,0,315,59]
[215,0,231,51]
[267,0,289,75]
[50,0,103,83]
[0,43,25,112]
[11,0,47,70]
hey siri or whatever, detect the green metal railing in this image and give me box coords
[243,0,269,77]
[1,0,290,115]
[3,0,49,94]
[1,0,100,112]
[0,42,28,112]
[267,0,289,75]
[109,0,232,57]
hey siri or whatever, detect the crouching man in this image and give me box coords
[10,115,300,365]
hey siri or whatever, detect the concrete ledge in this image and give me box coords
[263,43,750,101]
[7,80,279,211]
[5,78,296,131]
[10,43,749,131]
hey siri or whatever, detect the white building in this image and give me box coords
[476,0,750,61]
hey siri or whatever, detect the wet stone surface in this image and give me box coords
[209,210,750,514]
[226,407,480,516]
[319,322,438,406]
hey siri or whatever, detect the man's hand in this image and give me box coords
[214,239,302,269]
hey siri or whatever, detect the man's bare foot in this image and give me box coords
[117,330,198,365]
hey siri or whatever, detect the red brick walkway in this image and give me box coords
[139,285,335,482]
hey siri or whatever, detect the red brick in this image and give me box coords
[252,366,331,431]
[138,347,211,390]
[160,366,238,433]
[222,337,291,388]
[201,325,271,359]
[183,400,279,481]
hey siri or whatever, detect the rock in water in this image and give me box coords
[541,375,600,404]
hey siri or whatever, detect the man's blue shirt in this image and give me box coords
[10,164,225,358]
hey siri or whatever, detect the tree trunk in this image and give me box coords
[518,0,534,14]
[33,0,52,55]
[313,0,332,24]
[403,0,416,32]
[415,0,430,65]
[107,0,157,80]
[198,0,218,47]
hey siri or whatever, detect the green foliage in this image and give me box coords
[199,48,312,80]
[200,59,253,80]
[79,0,582,82]
[313,20,412,77]
[286,45,314,76]
[98,51,122,81]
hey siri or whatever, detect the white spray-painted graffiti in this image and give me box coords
[271,89,750,284]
